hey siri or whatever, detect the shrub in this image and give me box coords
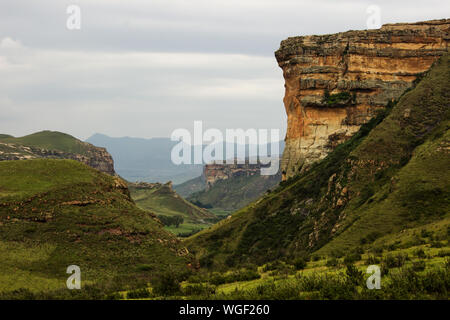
[126,288,151,299]
[345,265,364,286]
[360,232,381,245]
[151,272,181,296]
[414,248,427,259]
[262,260,285,272]
[411,260,426,272]
[430,241,443,248]
[330,250,344,258]
[344,253,362,265]
[420,229,433,239]
[209,269,261,286]
[293,258,307,270]
[326,257,339,267]
[437,249,450,257]
[157,215,184,227]
[136,264,153,271]
[183,283,216,296]
[199,254,214,268]
[365,255,380,265]
[384,253,408,268]
[380,262,389,276]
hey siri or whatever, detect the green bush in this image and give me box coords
[183,283,216,296]
[326,257,339,267]
[136,264,153,271]
[126,288,151,299]
[437,249,450,257]
[262,260,285,272]
[414,248,427,259]
[384,253,408,268]
[209,269,261,286]
[345,265,364,286]
[344,253,362,265]
[151,272,181,296]
[365,255,380,265]
[412,260,426,272]
[293,258,307,270]
[157,215,184,227]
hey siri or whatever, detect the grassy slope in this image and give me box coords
[0,159,189,295]
[0,131,95,156]
[185,54,450,269]
[174,175,205,198]
[129,183,217,236]
[187,173,281,211]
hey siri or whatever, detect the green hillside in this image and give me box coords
[0,131,92,156]
[174,175,205,198]
[0,159,190,298]
[187,173,281,212]
[128,182,218,237]
[185,54,450,269]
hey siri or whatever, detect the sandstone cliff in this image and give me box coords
[204,162,263,189]
[275,19,449,179]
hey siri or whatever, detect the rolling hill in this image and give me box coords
[174,175,206,198]
[0,131,115,175]
[0,159,190,298]
[187,173,281,213]
[128,182,218,236]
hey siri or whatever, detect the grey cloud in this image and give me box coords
[0,0,448,140]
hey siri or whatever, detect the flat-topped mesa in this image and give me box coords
[275,19,449,180]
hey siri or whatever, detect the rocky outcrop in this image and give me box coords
[0,141,115,175]
[204,162,263,189]
[275,19,449,180]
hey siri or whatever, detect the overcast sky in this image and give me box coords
[1,0,448,140]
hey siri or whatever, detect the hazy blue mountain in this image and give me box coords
[86,133,202,184]
[86,133,284,184]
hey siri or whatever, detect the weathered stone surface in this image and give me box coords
[275,19,449,180]
[0,141,115,175]
[203,162,262,189]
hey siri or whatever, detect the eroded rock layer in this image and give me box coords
[275,19,449,179]
[0,141,115,175]
[204,163,262,189]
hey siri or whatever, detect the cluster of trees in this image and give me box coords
[158,215,184,227]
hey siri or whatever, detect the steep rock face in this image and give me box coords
[0,142,115,175]
[275,19,449,179]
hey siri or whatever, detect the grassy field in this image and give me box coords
[120,240,449,299]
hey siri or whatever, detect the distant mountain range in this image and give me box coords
[86,133,284,184]
[86,134,202,184]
